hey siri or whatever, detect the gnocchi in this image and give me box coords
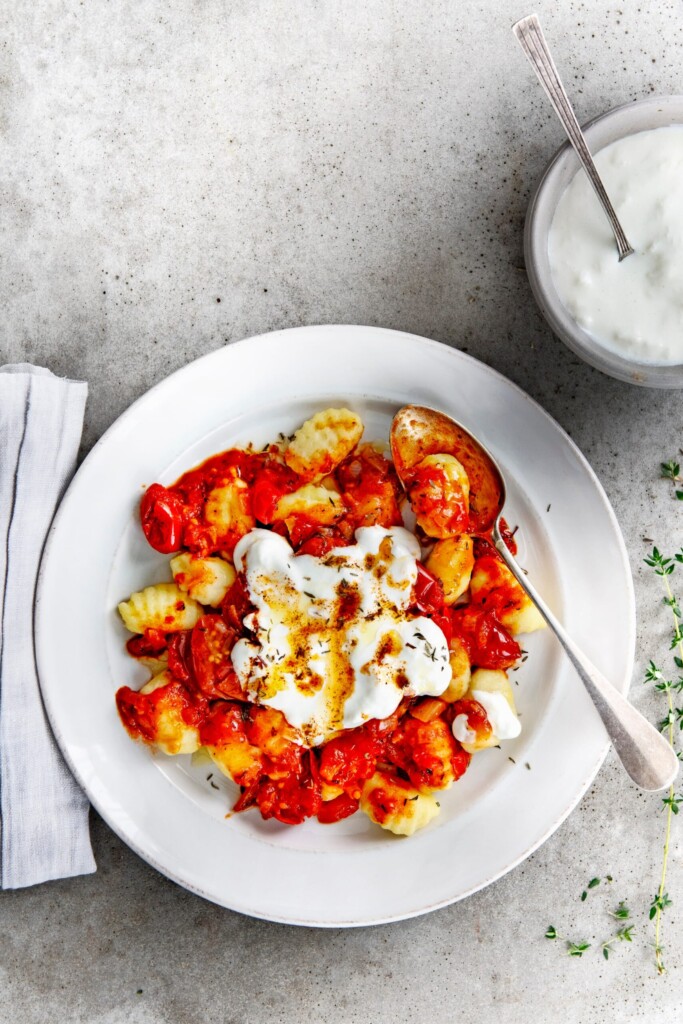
[272,484,345,524]
[204,476,255,548]
[441,637,471,702]
[470,553,546,634]
[170,553,236,607]
[425,534,474,604]
[118,583,203,634]
[360,770,440,836]
[407,453,470,538]
[115,671,201,755]
[284,408,363,480]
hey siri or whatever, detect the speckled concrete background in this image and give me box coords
[1,1,682,1021]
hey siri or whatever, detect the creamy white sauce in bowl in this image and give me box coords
[548,126,683,366]
[525,96,683,387]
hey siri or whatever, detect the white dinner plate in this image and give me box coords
[36,326,635,926]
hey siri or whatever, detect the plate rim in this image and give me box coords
[36,324,635,926]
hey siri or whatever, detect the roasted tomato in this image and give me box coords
[221,576,253,632]
[252,754,322,825]
[292,522,352,556]
[318,728,382,797]
[317,792,359,824]
[126,628,168,659]
[413,562,446,616]
[200,702,264,788]
[251,462,300,524]
[244,706,303,778]
[140,484,185,554]
[190,615,243,699]
[451,606,521,670]
[387,714,469,792]
[337,445,403,530]
[167,629,194,686]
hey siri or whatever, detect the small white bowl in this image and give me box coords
[525,94,683,388]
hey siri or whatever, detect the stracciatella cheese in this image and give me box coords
[549,126,683,365]
[232,526,451,746]
[452,690,521,744]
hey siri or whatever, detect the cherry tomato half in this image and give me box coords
[140,484,185,553]
[221,576,253,632]
[319,729,380,793]
[190,615,243,699]
[253,755,321,825]
[251,463,300,524]
[167,630,195,686]
[317,792,359,824]
[451,606,521,670]
[413,562,445,616]
[126,628,168,659]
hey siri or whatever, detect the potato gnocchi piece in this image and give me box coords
[454,668,520,753]
[207,742,262,787]
[360,770,440,836]
[138,651,169,678]
[284,408,363,481]
[118,583,203,634]
[201,707,264,789]
[470,554,546,634]
[441,637,471,702]
[117,671,201,755]
[272,484,345,524]
[204,476,255,545]
[424,535,474,604]
[408,453,470,539]
[170,553,236,607]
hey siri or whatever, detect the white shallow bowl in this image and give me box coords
[525,94,683,388]
[36,326,635,926]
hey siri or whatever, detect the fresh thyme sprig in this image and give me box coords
[609,900,630,921]
[602,923,634,961]
[643,543,683,974]
[660,459,683,501]
[579,876,601,901]
[545,895,635,962]
[544,926,591,957]
[602,901,633,960]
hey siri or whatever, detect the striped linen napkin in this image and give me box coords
[0,364,95,888]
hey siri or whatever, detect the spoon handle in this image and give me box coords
[512,13,634,261]
[493,531,678,792]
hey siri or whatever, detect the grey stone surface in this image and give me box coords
[1,0,682,1020]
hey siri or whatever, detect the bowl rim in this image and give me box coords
[524,93,683,388]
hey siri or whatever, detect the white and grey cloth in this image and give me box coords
[0,364,95,888]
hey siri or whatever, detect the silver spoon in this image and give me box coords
[390,406,678,792]
[513,13,634,261]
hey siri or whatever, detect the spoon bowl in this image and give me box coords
[391,404,679,792]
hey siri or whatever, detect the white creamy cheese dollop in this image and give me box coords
[231,526,452,745]
[548,126,683,365]
[451,691,521,744]
[451,715,477,745]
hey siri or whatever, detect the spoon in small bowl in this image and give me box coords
[512,13,634,262]
[391,405,678,791]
